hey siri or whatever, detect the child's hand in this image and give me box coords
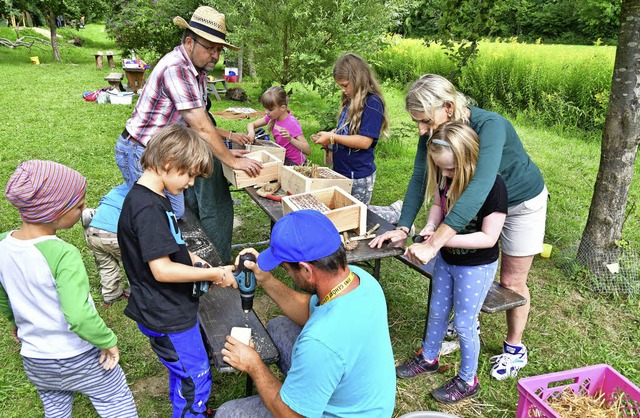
[278,127,291,141]
[311,131,332,147]
[11,326,20,343]
[99,345,120,370]
[214,265,238,289]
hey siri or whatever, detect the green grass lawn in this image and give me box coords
[0,25,639,418]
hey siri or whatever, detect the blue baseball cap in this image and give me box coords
[258,210,342,271]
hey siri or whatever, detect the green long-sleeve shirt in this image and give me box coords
[398,106,545,232]
[0,232,116,358]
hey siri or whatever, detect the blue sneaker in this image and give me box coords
[396,351,439,379]
[490,341,528,380]
[431,375,479,404]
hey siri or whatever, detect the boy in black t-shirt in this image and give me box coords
[118,124,238,417]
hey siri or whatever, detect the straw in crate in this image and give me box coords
[515,364,640,417]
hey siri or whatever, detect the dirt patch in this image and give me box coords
[131,375,168,398]
[23,27,61,40]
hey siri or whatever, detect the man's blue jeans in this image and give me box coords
[115,134,185,218]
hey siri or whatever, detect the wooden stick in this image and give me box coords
[365,223,380,237]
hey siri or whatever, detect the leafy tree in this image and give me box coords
[30,0,78,60]
[400,0,622,56]
[4,0,108,60]
[401,0,502,81]
[578,0,640,268]
[227,0,391,86]
[105,0,202,60]
[105,0,394,87]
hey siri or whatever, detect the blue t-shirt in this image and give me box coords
[332,94,384,179]
[90,183,130,233]
[279,265,396,417]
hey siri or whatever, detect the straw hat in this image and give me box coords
[173,6,239,51]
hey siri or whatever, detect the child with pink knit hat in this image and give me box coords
[0,160,137,417]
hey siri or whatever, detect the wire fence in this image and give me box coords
[558,239,640,296]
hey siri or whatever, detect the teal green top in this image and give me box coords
[398,106,545,232]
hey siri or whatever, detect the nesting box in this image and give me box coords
[223,150,281,188]
[282,186,366,235]
[280,165,353,196]
[246,140,286,162]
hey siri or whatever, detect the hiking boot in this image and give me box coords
[81,208,96,229]
[490,341,528,380]
[103,289,130,307]
[444,317,481,341]
[396,351,439,379]
[432,375,479,404]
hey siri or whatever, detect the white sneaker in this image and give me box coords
[445,317,480,341]
[81,208,96,229]
[490,341,528,380]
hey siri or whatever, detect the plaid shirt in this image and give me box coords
[125,45,208,145]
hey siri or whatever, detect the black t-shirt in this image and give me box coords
[441,175,508,266]
[118,184,198,333]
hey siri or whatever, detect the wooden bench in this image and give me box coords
[93,52,115,70]
[395,254,527,314]
[178,206,279,395]
[207,78,228,101]
[104,72,124,91]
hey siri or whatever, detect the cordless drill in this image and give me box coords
[192,262,211,298]
[233,253,257,313]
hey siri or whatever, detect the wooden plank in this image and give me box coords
[481,281,527,314]
[198,287,279,373]
[178,206,279,372]
[394,254,527,314]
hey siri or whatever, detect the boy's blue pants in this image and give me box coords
[138,322,211,417]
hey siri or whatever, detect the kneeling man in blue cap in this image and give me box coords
[218,210,396,417]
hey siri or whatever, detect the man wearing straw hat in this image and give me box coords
[115,6,261,263]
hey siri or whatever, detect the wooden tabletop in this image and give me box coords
[179,206,279,372]
[244,186,404,264]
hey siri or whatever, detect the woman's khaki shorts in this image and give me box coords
[500,186,548,257]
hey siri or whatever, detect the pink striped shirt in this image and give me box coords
[125,45,208,145]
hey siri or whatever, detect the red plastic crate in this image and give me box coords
[516,364,640,417]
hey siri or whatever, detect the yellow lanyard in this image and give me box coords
[320,271,355,305]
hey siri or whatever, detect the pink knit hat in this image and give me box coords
[5,160,87,223]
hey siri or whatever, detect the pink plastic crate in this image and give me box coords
[516,364,640,417]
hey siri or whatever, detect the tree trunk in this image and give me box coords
[577,0,640,266]
[47,13,61,61]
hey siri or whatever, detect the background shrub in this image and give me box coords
[368,38,615,134]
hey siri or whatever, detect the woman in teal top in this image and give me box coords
[370,74,548,381]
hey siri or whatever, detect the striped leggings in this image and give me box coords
[22,347,137,418]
